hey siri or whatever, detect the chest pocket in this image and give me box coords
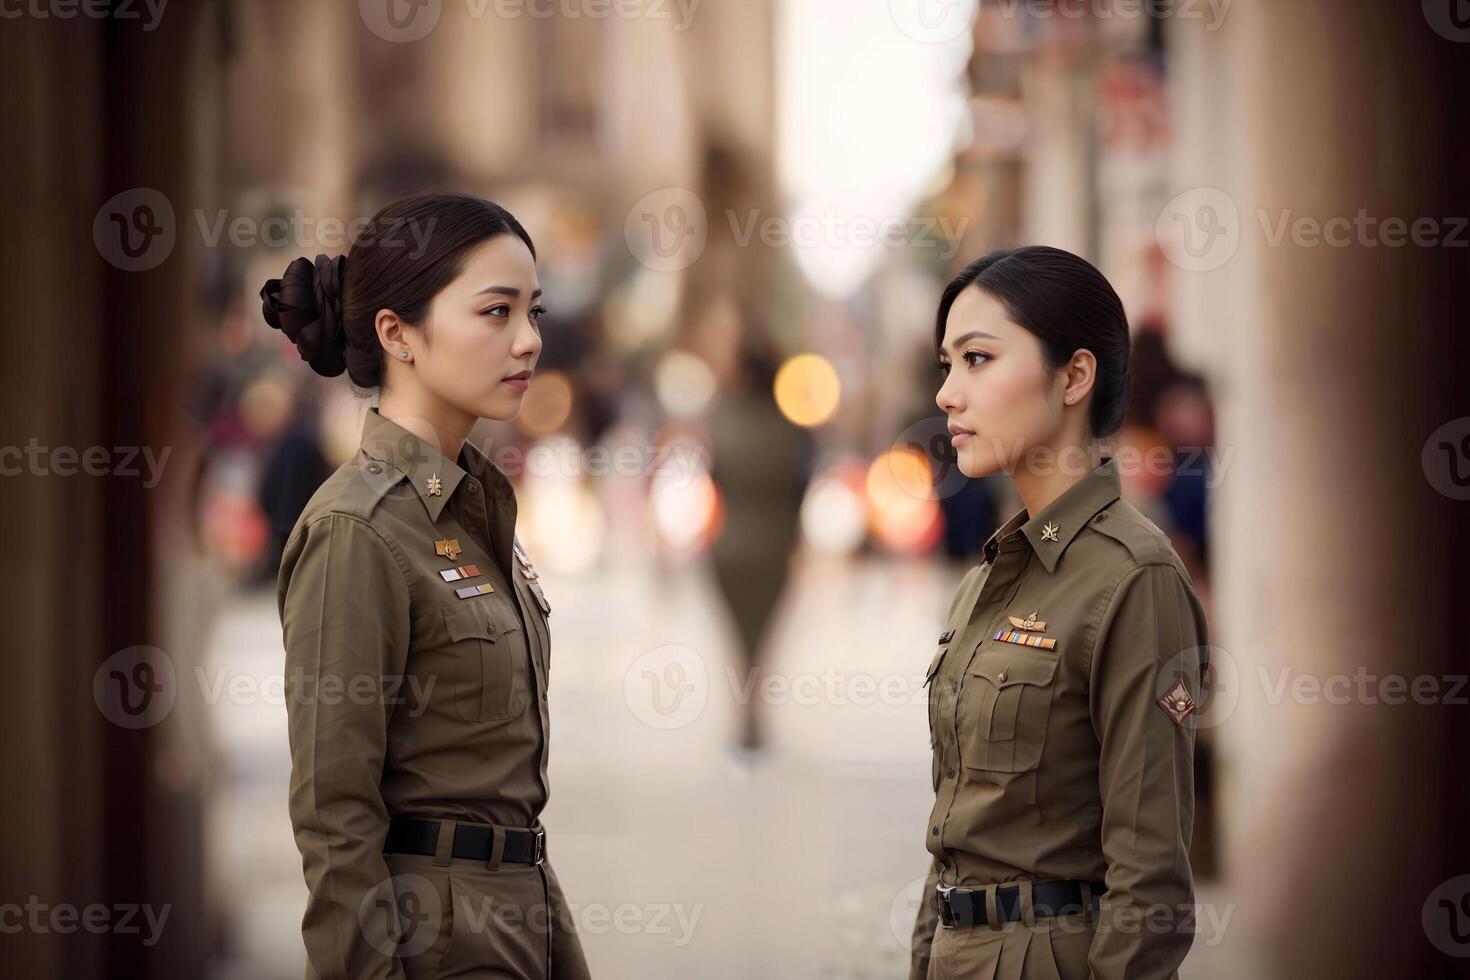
[441,601,525,723]
[959,643,1059,773]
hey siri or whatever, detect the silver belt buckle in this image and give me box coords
[936,881,957,928]
[532,829,546,865]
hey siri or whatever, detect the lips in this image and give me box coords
[947,420,974,446]
[502,370,532,391]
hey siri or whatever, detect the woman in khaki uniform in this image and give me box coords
[910,247,1209,980]
[264,192,590,980]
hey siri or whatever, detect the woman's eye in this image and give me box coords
[937,361,951,376]
[529,305,548,322]
[963,351,991,368]
[481,304,511,318]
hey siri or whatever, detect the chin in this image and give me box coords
[477,391,525,423]
[956,443,1002,480]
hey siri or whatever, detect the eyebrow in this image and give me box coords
[941,330,998,354]
[473,285,543,300]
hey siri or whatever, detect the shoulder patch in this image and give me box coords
[1087,504,1176,566]
[335,456,406,521]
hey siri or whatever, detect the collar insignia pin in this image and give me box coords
[426,474,443,497]
[1041,521,1060,543]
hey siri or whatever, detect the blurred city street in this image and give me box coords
[204,548,1241,980]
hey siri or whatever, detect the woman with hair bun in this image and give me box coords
[265,191,590,980]
[909,247,1209,980]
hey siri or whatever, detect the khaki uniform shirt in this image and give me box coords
[278,408,587,980]
[910,457,1208,980]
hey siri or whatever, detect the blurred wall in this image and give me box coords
[0,6,210,978]
[1171,3,1470,977]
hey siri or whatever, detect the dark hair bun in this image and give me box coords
[261,253,348,377]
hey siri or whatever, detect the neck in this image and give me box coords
[1010,441,1101,523]
[377,387,476,464]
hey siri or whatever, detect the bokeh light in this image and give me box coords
[517,370,575,438]
[866,449,942,554]
[773,353,841,428]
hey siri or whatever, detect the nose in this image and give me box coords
[936,368,962,416]
[511,314,542,363]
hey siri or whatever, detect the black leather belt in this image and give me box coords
[937,879,1101,928]
[384,816,545,866]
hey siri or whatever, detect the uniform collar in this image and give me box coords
[986,456,1122,573]
[359,408,469,523]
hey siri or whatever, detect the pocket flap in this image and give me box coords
[441,603,514,642]
[924,647,946,685]
[969,645,1058,689]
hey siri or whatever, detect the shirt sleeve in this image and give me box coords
[908,857,941,980]
[279,514,412,980]
[1087,562,1209,980]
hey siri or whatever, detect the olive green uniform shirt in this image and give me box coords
[910,457,1208,980]
[278,408,587,980]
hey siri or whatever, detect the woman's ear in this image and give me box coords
[1061,349,1098,406]
[375,309,412,363]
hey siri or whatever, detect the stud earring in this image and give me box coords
[401,351,410,360]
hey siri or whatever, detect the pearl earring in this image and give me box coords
[401,352,410,359]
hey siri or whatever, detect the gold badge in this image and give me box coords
[1041,521,1060,542]
[1156,677,1197,726]
[434,538,462,561]
[1007,610,1047,632]
[426,473,443,496]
